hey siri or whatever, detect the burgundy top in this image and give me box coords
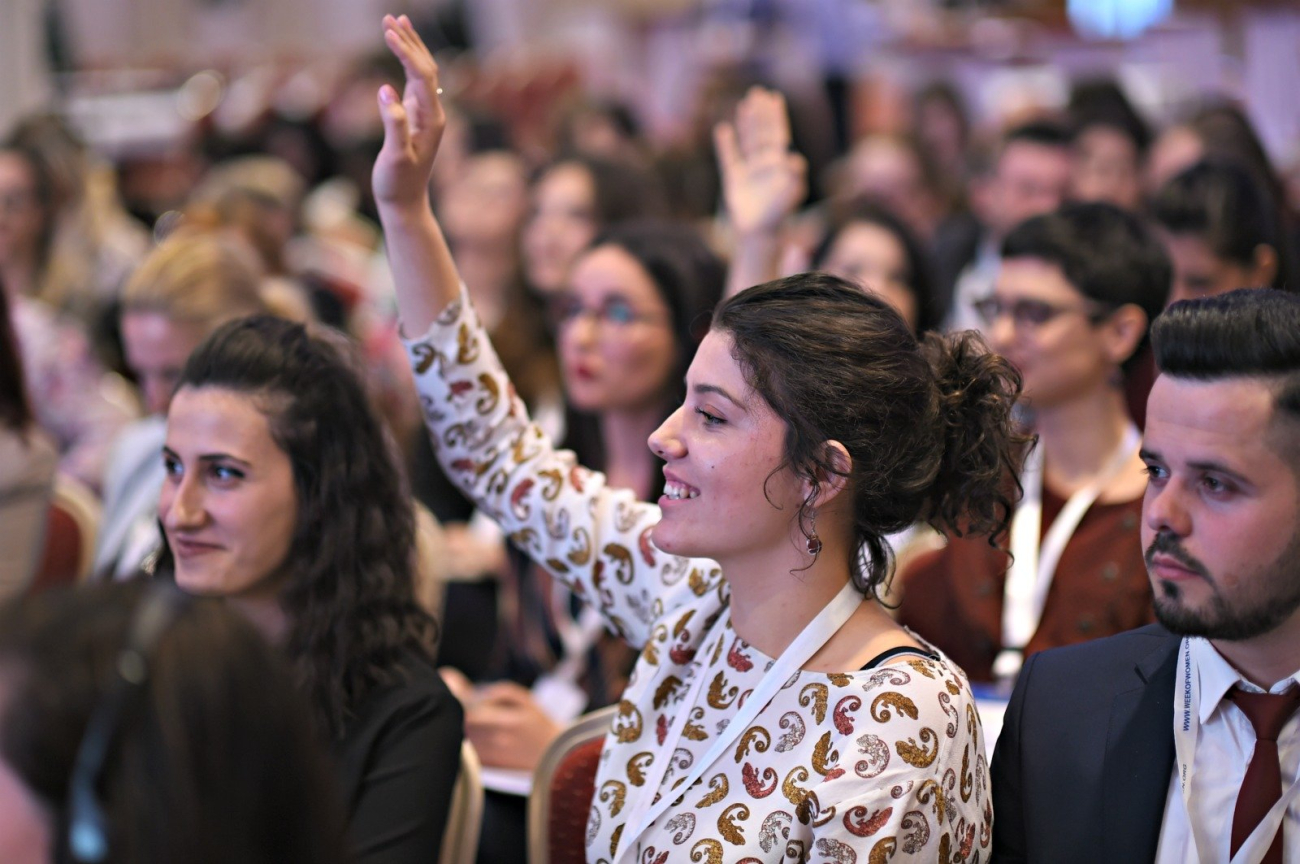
[896,483,1154,683]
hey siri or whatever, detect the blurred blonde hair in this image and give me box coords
[121,230,269,328]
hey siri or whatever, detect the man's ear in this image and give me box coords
[806,440,853,509]
[1102,303,1149,367]
[1250,243,1279,288]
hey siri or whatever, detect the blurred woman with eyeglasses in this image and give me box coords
[897,203,1170,685]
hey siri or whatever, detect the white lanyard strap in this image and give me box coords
[614,580,862,863]
[994,423,1141,680]
[1174,638,1300,863]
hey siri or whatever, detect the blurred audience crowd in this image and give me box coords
[0,13,1298,862]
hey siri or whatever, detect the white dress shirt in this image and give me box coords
[1155,637,1300,863]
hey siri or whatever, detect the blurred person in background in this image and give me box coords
[1067,79,1151,213]
[93,230,269,581]
[0,142,136,492]
[521,155,666,298]
[0,580,350,864]
[0,282,56,600]
[446,220,724,864]
[157,314,462,864]
[1151,160,1295,304]
[941,120,1074,333]
[897,203,1170,684]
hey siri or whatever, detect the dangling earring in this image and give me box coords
[806,511,822,557]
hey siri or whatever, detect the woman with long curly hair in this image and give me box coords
[374,15,1026,861]
[155,313,462,864]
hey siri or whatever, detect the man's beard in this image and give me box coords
[1147,528,1300,641]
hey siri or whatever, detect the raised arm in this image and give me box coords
[372,14,460,335]
[716,87,807,298]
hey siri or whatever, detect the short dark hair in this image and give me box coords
[1001,120,1073,154]
[1152,288,1300,425]
[1001,201,1171,329]
[0,282,33,432]
[0,581,349,864]
[1151,159,1295,292]
[163,316,437,740]
[714,272,1028,595]
[1068,78,1152,154]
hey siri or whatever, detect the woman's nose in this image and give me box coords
[648,405,686,460]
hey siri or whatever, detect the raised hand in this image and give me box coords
[373,14,445,211]
[715,87,807,237]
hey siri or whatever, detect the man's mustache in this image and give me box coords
[1144,531,1211,579]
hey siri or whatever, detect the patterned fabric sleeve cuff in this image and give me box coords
[398,283,474,382]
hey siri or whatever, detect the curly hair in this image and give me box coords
[161,316,437,739]
[713,272,1029,596]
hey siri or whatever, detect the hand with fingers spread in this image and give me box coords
[373,13,446,211]
[715,87,807,237]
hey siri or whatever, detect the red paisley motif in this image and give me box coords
[727,640,754,672]
[656,714,669,746]
[448,380,474,397]
[833,695,862,735]
[843,805,893,837]
[741,763,778,798]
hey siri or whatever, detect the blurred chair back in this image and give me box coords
[439,740,484,864]
[31,474,102,591]
[528,705,615,864]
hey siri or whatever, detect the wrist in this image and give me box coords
[377,195,434,228]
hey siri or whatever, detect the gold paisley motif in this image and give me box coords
[782,766,811,811]
[869,838,898,864]
[672,609,696,638]
[939,832,951,864]
[538,468,564,500]
[509,527,537,548]
[827,672,853,688]
[695,773,729,807]
[904,658,936,678]
[604,543,634,584]
[568,528,593,566]
[960,745,974,803]
[613,700,643,743]
[689,839,723,864]
[687,567,716,597]
[811,731,839,776]
[598,780,626,816]
[916,778,948,824]
[510,427,543,464]
[608,825,623,859]
[896,727,940,769]
[412,343,439,374]
[798,683,828,725]
[717,803,751,845]
[653,675,683,709]
[871,691,919,723]
[544,558,570,575]
[707,672,740,710]
[475,373,500,414]
[455,323,479,364]
[683,706,709,741]
[643,624,669,666]
[733,725,770,761]
[626,752,654,786]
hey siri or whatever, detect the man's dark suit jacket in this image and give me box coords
[991,624,1181,862]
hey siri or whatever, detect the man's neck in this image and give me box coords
[1211,618,1300,691]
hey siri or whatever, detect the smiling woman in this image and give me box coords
[373,14,1027,861]
[155,315,463,864]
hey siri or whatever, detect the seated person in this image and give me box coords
[991,289,1300,862]
[95,230,268,579]
[0,284,56,599]
[157,314,462,863]
[0,580,349,864]
[897,203,1170,683]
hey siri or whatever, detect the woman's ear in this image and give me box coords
[1101,303,1148,366]
[1250,243,1279,288]
[807,440,852,509]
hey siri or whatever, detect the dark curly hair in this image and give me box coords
[713,272,1028,596]
[159,316,437,739]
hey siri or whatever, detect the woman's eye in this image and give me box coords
[604,299,636,325]
[695,408,723,427]
[211,464,244,482]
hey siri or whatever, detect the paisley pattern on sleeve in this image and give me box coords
[403,288,993,862]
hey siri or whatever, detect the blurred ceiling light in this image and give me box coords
[1068,0,1174,40]
[177,71,225,122]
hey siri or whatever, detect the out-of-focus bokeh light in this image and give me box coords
[1068,0,1175,40]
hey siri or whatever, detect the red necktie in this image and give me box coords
[1228,686,1300,863]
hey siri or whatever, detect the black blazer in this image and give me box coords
[991,624,1180,862]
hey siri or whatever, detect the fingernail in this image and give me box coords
[379,85,395,104]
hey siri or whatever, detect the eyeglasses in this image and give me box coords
[972,295,1114,329]
[550,294,669,329]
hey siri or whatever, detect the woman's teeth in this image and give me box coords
[664,481,698,500]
